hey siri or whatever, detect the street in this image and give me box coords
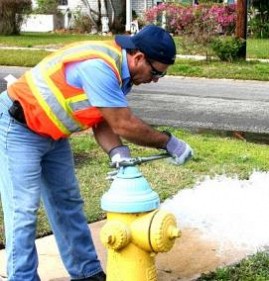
[1,66,269,134]
[130,76,269,134]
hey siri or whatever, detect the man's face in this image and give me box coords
[129,52,170,85]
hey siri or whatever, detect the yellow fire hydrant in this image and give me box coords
[101,165,181,281]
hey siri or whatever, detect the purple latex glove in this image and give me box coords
[109,145,131,168]
[165,135,193,165]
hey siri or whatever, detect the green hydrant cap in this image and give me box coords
[101,166,160,213]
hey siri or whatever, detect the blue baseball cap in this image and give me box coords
[115,25,176,65]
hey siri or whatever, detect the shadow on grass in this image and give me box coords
[73,152,95,168]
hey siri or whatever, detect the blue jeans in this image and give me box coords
[0,91,103,281]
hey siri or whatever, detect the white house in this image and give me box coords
[23,0,162,32]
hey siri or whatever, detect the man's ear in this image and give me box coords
[133,51,145,66]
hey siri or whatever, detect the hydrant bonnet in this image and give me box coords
[101,166,160,213]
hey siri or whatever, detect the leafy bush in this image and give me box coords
[144,3,237,58]
[248,0,269,38]
[0,0,32,35]
[72,11,93,34]
[144,3,236,36]
[34,0,59,15]
[211,36,245,61]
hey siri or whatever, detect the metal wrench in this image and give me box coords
[107,153,170,180]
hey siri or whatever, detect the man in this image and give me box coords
[0,25,193,281]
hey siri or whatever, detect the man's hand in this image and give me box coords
[165,135,193,165]
[109,145,131,168]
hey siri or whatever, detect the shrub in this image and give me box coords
[248,0,269,38]
[211,36,245,61]
[72,11,93,34]
[145,3,236,36]
[34,0,59,15]
[0,0,32,35]
[144,3,237,58]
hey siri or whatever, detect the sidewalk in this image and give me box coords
[0,220,246,281]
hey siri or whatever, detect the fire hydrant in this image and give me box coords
[100,165,181,281]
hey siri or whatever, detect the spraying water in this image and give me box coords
[161,171,269,256]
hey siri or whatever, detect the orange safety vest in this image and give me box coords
[8,41,123,140]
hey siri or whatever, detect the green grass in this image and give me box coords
[0,49,50,67]
[170,59,269,81]
[247,38,269,59]
[0,32,113,47]
[1,34,267,60]
[172,36,269,60]
[0,33,268,81]
[1,128,269,235]
[198,252,269,281]
[2,127,269,279]
[1,51,268,81]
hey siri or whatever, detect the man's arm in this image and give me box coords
[93,107,193,166]
[92,120,123,153]
[92,119,132,165]
[98,107,169,149]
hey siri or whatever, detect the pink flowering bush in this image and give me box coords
[209,4,237,34]
[144,3,236,36]
[144,3,237,58]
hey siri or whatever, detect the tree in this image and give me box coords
[0,0,32,35]
[235,0,247,58]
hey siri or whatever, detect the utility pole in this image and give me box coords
[235,0,248,59]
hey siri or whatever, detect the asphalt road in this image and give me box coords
[130,76,269,134]
[1,65,269,134]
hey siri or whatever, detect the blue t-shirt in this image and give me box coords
[65,49,132,108]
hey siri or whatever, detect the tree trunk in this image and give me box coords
[235,0,247,59]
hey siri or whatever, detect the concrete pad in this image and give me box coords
[0,221,245,281]
[0,221,106,281]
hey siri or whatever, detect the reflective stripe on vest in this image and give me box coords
[26,41,123,136]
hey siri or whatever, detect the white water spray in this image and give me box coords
[161,171,269,255]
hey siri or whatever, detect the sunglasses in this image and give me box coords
[146,58,166,78]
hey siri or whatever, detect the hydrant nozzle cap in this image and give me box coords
[100,220,130,250]
[101,166,160,213]
[150,211,180,252]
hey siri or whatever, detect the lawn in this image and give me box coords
[1,128,269,280]
[0,32,113,47]
[0,33,268,81]
[1,33,268,60]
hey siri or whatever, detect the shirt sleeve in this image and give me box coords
[65,59,128,107]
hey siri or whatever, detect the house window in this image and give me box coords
[58,0,68,5]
